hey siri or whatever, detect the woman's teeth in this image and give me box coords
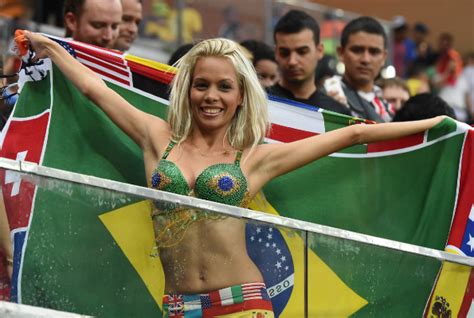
[202,108,222,114]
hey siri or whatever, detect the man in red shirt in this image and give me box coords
[435,33,463,88]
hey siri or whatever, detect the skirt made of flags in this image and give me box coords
[162,282,274,318]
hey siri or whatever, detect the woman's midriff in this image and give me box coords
[158,217,264,294]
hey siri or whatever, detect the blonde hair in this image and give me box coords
[168,38,269,150]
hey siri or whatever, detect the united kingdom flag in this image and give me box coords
[164,294,184,317]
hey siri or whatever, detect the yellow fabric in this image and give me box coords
[178,8,202,43]
[144,8,202,43]
[426,260,471,316]
[406,78,422,96]
[99,200,165,308]
[125,54,176,73]
[216,309,274,317]
[145,21,175,42]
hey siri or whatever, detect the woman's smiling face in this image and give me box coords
[189,56,243,133]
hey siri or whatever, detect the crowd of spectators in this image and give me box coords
[1,2,473,127]
[389,17,472,123]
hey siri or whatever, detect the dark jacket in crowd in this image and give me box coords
[268,83,351,116]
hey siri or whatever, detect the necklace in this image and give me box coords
[191,144,234,157]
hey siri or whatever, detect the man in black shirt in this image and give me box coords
[268,10,350,116]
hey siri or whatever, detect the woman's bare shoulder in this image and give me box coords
[240,143,279,173]
[144,117,172,157]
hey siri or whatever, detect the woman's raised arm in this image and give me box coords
[249,116,448,191]
[22,31,169,151]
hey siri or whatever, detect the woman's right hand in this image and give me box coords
[21,30,55,61]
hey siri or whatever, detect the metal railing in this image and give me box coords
[1,157,472,266]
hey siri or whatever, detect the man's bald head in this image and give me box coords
[63,0,122,48]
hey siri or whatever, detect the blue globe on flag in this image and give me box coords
[246,224,294,317]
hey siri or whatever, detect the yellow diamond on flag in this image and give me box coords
[99,200,164,308]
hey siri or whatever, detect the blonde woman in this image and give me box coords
[23,32,446,317]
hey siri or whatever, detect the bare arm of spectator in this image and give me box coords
[0,192,12,280]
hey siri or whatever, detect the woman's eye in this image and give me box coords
[220,84,232,90]
[193,83,207,90]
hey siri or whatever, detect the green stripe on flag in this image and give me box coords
[231,285,243,303]
[13,72,51,118]
[322,111,352,132]
[427,117,458,141]
[322,111,368,154]
[106,82,169,121]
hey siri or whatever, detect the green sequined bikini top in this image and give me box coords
[150,141,250,248]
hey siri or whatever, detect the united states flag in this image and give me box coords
[51,37,132,86]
